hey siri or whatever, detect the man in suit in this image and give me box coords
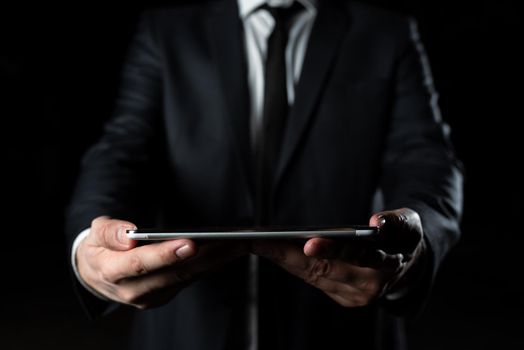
[66,0,463,349]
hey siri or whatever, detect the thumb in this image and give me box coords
[369,208,422,254]
[89,216,138,251]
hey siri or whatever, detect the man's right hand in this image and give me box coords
[76,216,247,309]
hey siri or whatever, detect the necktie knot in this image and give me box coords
[261,2,303,31]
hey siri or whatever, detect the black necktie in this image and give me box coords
[255,2,303,226]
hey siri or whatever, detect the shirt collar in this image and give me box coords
[238,0,317,19]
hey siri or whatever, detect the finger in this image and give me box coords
[124,281,186,309]
[304,237,395,269]
[252,240,308,268]
[324,284,381,308]
[303,237,337,258]
[314,266,396,306]
[253,240,357,286]
[117,242,246,296]
[119,246,243,309]
[101,239,197,282]
[369,211,387,227]
[254,239,391,297]
[253,240,397,305]
[101,241,247,307]
[105,239,248,283]
[114,267,191,308]
[303,238,372,259]
[89,216,138,251]
[253,239,316,277]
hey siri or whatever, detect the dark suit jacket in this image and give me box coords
[66,0,463,349]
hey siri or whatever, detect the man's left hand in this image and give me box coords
[251,208,425,307]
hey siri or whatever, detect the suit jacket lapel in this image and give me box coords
[204,0,254,198]
[275,1,350,188]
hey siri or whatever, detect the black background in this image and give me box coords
[1,0,522,348]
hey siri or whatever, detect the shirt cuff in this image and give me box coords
[71,229,111,301]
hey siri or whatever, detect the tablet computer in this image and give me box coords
[126,225,378,240]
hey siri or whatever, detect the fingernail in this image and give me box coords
[175,245,194,259]
[117,227,128,244]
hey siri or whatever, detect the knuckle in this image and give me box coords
[305,259,330,285]
[92,217,110,235]
[409,209,421,224]
[400,207,419,221]
[158,246,176,265]
[359,279,382,296]
[398,211,409,225]
[102,280,118,295]
[96,222,112,247]
[117,288,138,304]
[91,217,103,230]
[98,264,117,283]
[388,213,405,229]
[129,254,148,276]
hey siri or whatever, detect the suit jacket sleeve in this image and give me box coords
[378,18,463,315]
[65,12,162,318]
